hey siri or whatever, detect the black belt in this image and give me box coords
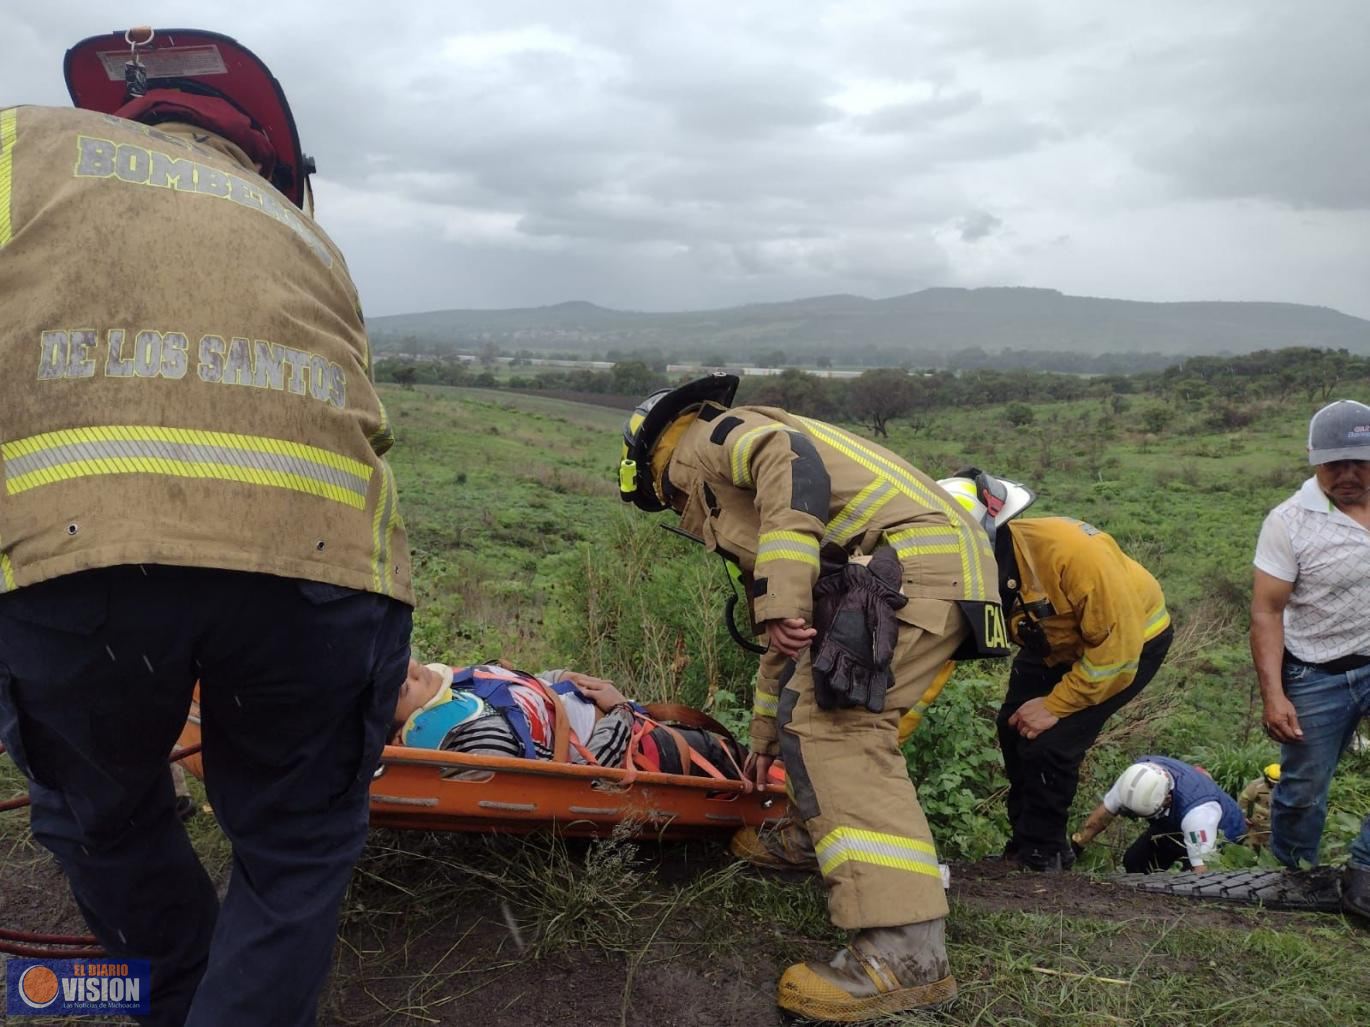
[1285,650,1370,675]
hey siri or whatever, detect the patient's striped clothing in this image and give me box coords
[440,675,633,766]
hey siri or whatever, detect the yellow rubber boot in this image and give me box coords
[776,920,957,1022]
[729,819,820,873]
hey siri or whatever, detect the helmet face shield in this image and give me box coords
[619,373,738,511]
[938,477,987,528]
[937,467,1035,534]
[619,389,673,512]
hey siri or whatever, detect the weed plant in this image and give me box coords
[3,381,1368,1025]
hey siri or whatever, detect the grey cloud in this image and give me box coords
[1147,123,1369,212]
[628,64,840,141]
[958,210,1002,242]
[1068,2,1370,210]
[930,115,1064,164]
[911,3,1073,61]
[327,215,950,315]
[823,2,1103,81]
[857,89,983,133]
[3,1,1368,319]
[517,208,687,244]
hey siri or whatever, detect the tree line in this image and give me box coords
[376,347,1370,438]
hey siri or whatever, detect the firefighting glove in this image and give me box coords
[810,545,907,713]
[811,545,855,711]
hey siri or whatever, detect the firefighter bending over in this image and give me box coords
[618,374,1012,1022]
[940,470,1174,873]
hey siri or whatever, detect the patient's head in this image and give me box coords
[392,658,444,734]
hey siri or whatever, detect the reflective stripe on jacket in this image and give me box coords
[0,106,411,602]
[669,404,998,626]
[1006,517,1168,715]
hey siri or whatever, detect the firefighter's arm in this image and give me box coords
[747,648,789,757]
[701,413,830,624]
[1042,565,1145,717]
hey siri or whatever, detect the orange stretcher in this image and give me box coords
[174,701,788,841]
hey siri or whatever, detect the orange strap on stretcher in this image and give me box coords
[511,677,746,786]
[525,677,578,764]
[626,713,749,789]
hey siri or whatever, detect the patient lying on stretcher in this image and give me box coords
[392,660,744,779]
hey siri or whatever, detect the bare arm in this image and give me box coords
[1250,569,1300,742]
[1071,803,1117,847]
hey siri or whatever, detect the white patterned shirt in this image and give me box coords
[1254,477,1370,663]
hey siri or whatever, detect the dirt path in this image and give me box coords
[0,840,1348,1026]
[949,858,1305,930]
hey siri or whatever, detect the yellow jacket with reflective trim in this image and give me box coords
[1004,517,1168,716]
[670,404,994,754]
[668,404,996,625]
[0,106,412,603]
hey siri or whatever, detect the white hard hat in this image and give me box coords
[936,467,1035,534]
[1115,762,1173,818]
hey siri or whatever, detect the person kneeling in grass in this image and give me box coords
[392,659,743,778]
[1071,756,1247,873]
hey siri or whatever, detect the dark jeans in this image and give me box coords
[0,565,411,1027]
[1269,655,1370,869]
[997,628,1174,858]
[1122,821,1188,873]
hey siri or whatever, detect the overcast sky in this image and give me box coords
[5,1,1369,318]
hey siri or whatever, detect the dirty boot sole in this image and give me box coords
[776,967,958,1022]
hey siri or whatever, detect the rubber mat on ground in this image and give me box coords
[1110,867,1343,912]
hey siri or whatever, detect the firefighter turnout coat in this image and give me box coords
[1003,517,1168,717]
[0,106,411,603]
[665,403,999,928]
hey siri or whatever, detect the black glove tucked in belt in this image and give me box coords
[810,544,907,713]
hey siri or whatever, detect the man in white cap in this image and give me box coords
[1252,399,1370,920]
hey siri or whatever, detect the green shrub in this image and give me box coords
[905,671,1010,860]
[1188,738,1280,797]
[542,514,758,710]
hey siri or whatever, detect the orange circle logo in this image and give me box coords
[18,965,60,1009]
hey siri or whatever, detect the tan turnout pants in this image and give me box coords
[777,596,968,929]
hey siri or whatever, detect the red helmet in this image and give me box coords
[64,27,315,209]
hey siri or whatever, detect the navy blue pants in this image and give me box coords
[0,565,411,1027]
[1123,821,1199,873]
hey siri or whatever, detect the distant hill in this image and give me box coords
[367,288,1370,366]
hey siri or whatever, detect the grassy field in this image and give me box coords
[1,382,1367,1025]
[387,383,1367,862]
